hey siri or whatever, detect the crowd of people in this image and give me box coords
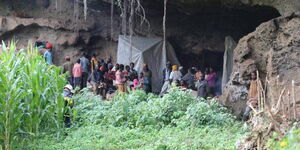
[41,42,258,124]
[61,53,154,98]
[160,62,218,98]
[40,42,220,100]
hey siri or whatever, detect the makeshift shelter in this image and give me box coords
[117,35,180,93]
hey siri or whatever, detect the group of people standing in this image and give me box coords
[160,62,218,98]
[41,42,219,99]
[62,53,153,98]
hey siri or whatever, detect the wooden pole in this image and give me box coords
[292,80,297,120]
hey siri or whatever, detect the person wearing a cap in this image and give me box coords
[62,84,74,127]
[169,65,182,85]
[44,43,53,65]
[62,56,73,86]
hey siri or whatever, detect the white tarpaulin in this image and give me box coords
[117,35,180,93]
[222,36,236,92]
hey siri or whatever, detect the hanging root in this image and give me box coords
[110,0,114,40]
[84,0,88,20]
[162,0,168,52]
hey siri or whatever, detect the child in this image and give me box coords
[139,72,144,89]
[132,79,139,90]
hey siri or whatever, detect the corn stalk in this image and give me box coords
[0,41,65,149]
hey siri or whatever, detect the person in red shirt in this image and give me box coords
[106,64,116,90]
[73,59,82,88]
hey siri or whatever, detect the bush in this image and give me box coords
[183,99,236,127]
[26,86,246,150]
[72,87,236,129]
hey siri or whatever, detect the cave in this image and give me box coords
[157,5,281,73]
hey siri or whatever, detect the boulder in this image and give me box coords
[220,12,300,115]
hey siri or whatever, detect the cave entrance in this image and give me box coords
[166,5,280,74]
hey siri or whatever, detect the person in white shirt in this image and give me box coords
[169,65,182,84]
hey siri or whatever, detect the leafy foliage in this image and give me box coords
[72,88,236,129]
[266,125,300,150]
[0,42,66,150]
[28,124,245,150]
[24,87,246,149]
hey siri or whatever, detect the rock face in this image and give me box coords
[169,0,300,16]
[0,0,119,65]
[0,0,281,67]
[220,13,300,116]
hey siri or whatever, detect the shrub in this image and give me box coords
[72,87,236,129]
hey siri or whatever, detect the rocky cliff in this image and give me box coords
[220,12,300,115]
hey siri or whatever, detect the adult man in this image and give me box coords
[62,56,73,86]
[243,72,258,121]
[80,53,90,88]
[73,59,82,88]
[44,43,53,65]
[129,62,138,80]
[160,62,172,96]
[87,66,100,94]
[196,72,208,98]
[181,68,195,89]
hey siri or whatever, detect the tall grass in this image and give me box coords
[0,42,66,150]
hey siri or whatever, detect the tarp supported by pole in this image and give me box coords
[117,35,180,93]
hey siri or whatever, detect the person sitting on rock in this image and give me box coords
[243,72,258,121]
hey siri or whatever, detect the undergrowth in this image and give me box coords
[27,88,247,150]
[266,123,300,150]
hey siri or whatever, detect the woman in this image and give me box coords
[90,54,98,73]
[142,64,152,93]
[206,67,217,97]
[115,64,126,93]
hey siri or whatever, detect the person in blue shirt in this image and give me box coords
[44,43,53,65]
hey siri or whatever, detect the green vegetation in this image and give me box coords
[0,42,66,150]
[26,88,247,150]
[266,125,300,150]
[0,42,246,149]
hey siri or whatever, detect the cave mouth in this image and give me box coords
[165,5,281,73]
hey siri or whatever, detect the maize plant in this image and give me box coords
[0,42,65,150]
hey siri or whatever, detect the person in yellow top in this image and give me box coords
[243,72,258,121]
[91,54,98,73]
